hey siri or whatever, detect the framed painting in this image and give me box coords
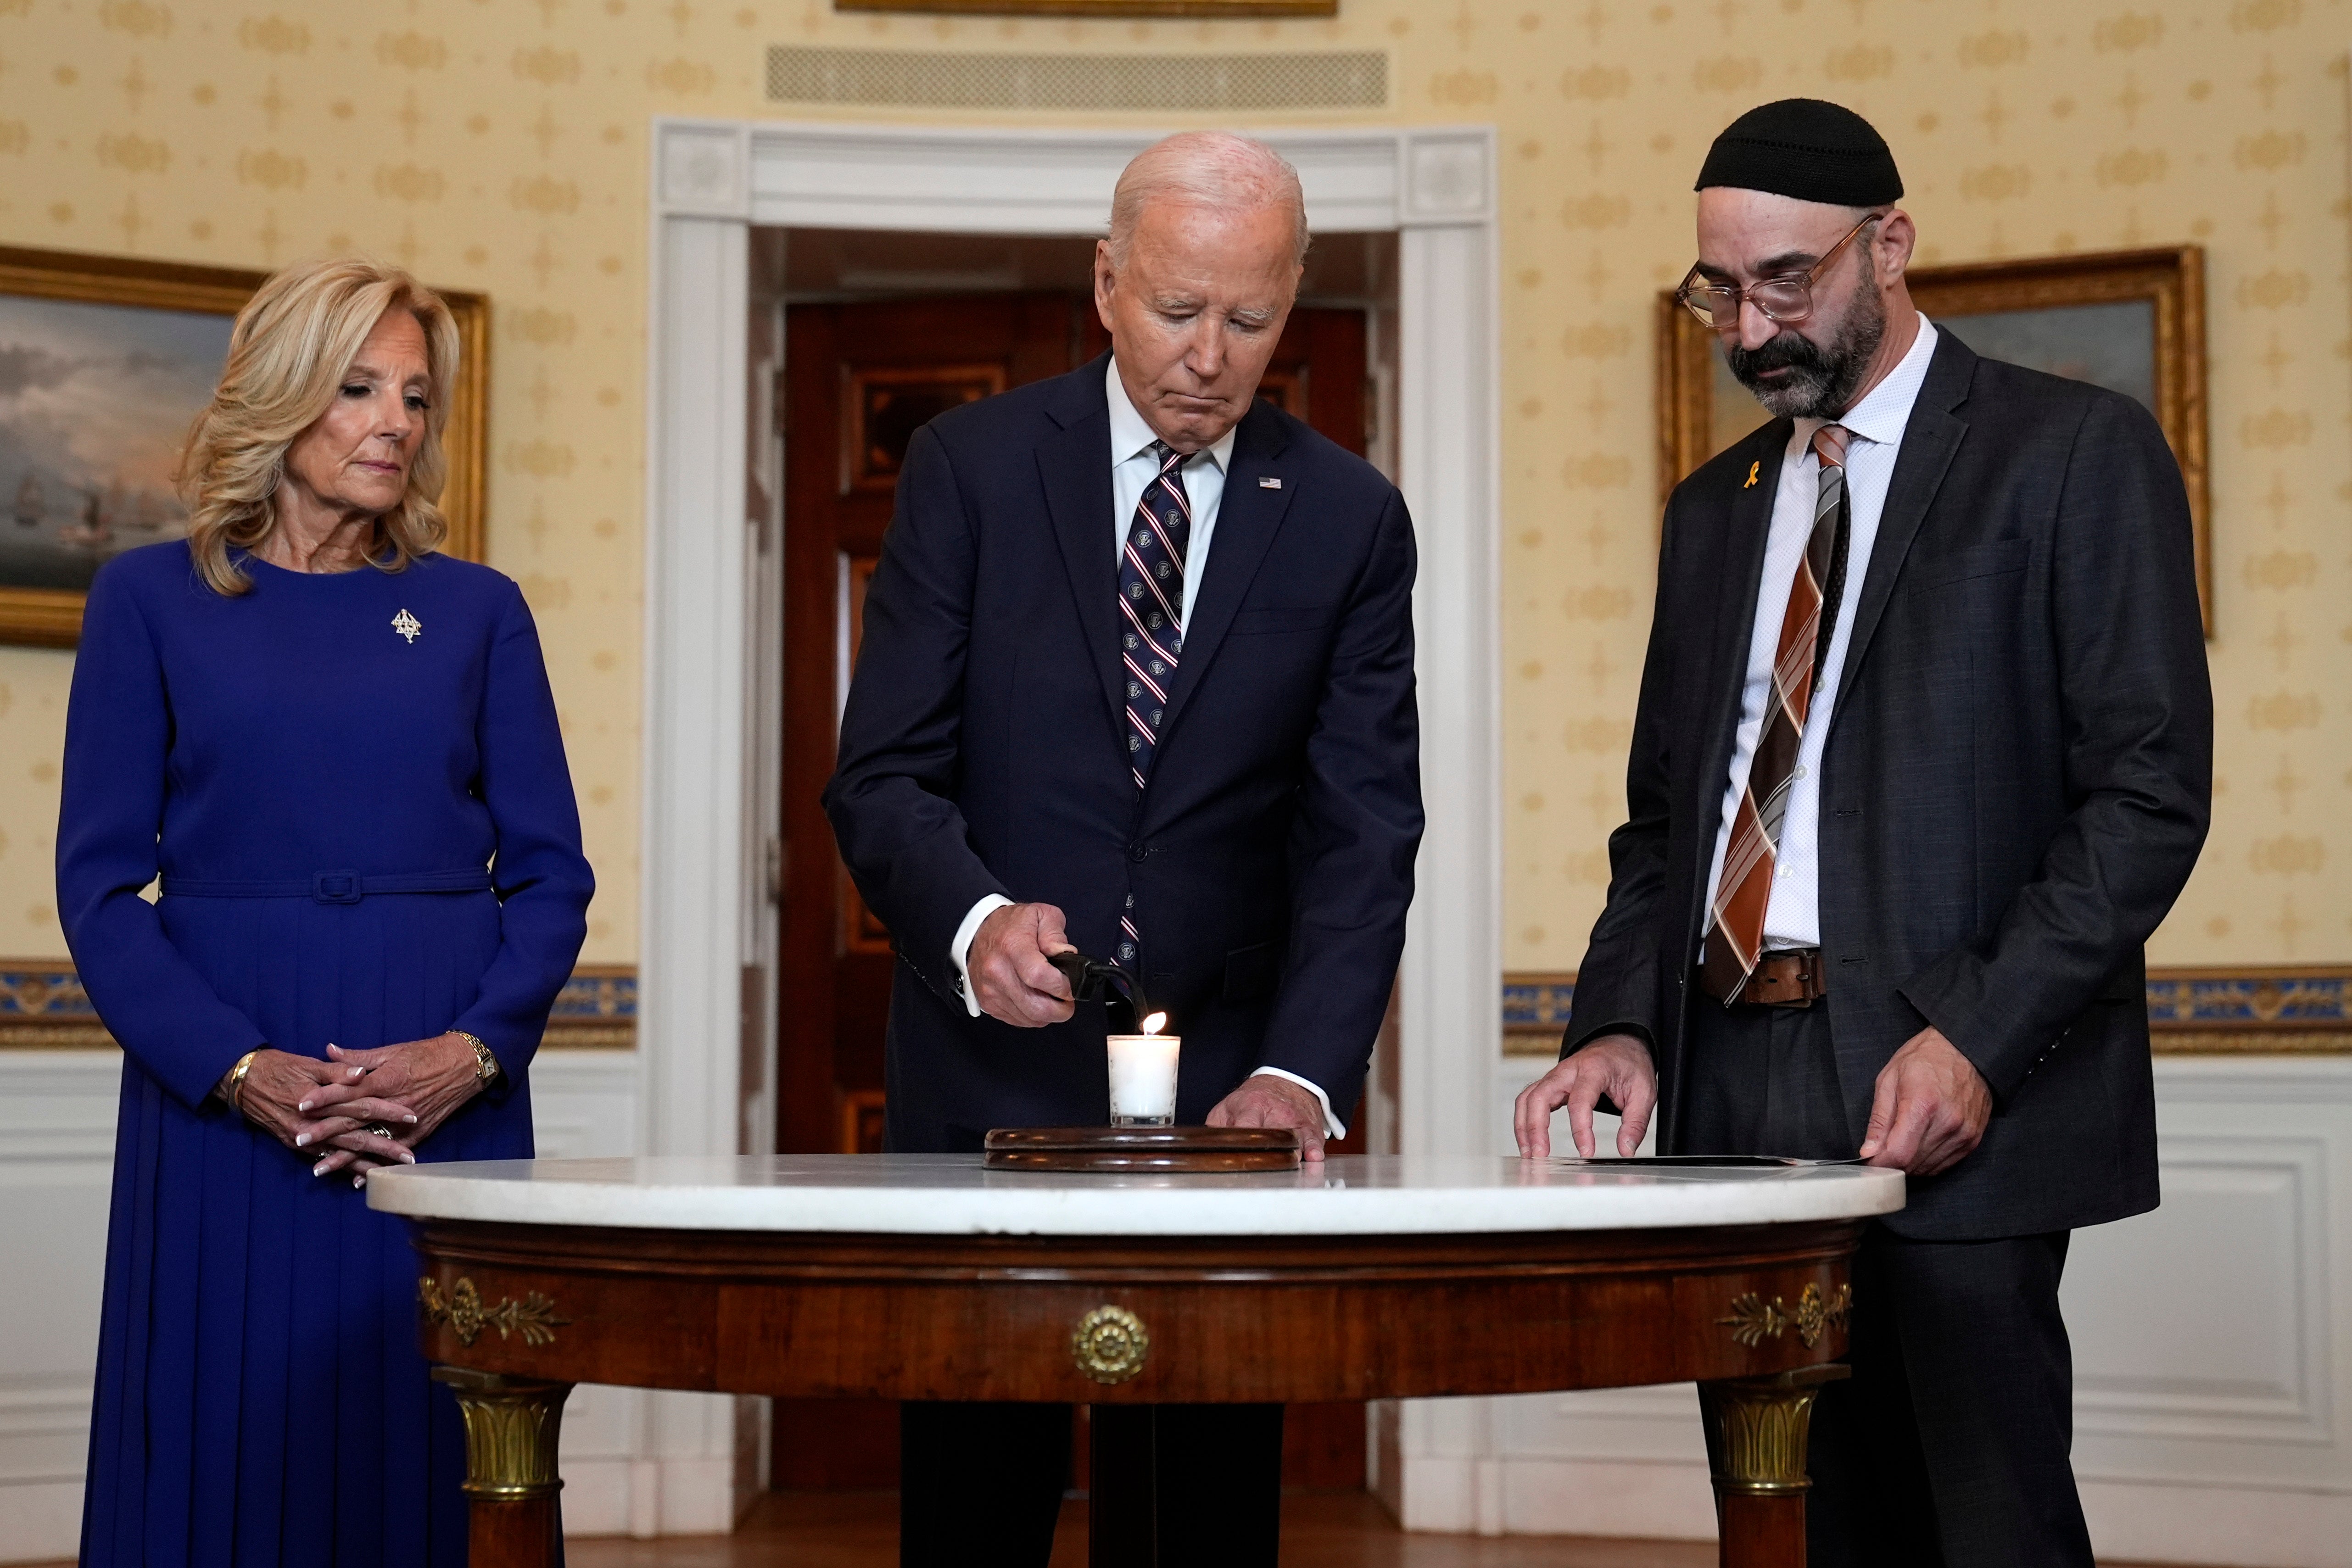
[1656,246,2210,631]
[0,245,488,648]
[835,1,1333,14]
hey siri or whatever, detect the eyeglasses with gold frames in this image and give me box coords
[1673,213,1883,331]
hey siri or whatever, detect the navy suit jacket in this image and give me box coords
[824,355,1423,1154]
[1566,331,2212,1240]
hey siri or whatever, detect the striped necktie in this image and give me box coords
[1117,441,1191,966]
[1700,423,1853,1004]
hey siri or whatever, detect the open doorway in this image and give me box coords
[761,224,1400,1496]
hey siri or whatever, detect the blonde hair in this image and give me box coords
[179,256,460,596]
[1107,131,1309,270]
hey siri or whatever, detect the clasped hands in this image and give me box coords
[1512,1022,1992,1177]
[967,901,1329,1160]
[221,1033,488,1187]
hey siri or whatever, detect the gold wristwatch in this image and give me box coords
[453,1031,501,1085]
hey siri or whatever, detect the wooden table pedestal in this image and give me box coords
[1700,1364,1849,1567]
[431,1367,571,1566]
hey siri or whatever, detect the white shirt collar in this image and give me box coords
[1794,312,1939,451]
[1106,357,1237,473]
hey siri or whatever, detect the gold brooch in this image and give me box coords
[392,608,422,643]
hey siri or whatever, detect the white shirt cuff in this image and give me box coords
[1250,1066,1346,1141]
[949,895,1016,1019]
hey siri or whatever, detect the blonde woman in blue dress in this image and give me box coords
[59,256,593,1564]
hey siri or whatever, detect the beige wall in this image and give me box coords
[0,0,2343,973]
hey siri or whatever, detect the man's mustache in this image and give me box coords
[1726,332,1831,383]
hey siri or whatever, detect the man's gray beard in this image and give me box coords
[1726,285,1887,420]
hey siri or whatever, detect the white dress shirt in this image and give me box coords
[1702,316,1939,951]
[949,359,1341,1135]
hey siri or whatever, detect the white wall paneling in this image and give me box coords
[0,1051,642,1562]
[644,116,1504,1535]
[0,1054,117,1565]
[1479,1054,2352,1568]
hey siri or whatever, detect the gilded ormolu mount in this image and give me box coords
[1717,1282,1854,1350]
[419,1275,570,1348]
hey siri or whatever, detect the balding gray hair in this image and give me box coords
[1106,131,1310,270]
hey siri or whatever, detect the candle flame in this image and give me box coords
[1141,1011,1168,1035]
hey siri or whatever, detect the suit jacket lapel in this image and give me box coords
[1836,333,1975,688]
[1156,401,1296,743]
[1689,423,1790,840]
[1036,363,1126,748]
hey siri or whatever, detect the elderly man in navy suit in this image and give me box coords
[825,131,1422,1567]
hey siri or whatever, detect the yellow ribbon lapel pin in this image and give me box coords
[1743,461,1761,490]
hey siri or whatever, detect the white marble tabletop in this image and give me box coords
[368,1154,1903,1237]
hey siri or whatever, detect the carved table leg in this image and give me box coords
[1698,1365,1849,1568]
[433,1367,573,1568]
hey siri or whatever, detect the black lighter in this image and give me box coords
[1045,949,1148,1025]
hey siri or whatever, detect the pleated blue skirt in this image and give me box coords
[82,889,535,1568]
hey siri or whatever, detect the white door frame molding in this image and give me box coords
[640,116,1502,1531]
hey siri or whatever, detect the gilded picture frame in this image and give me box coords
[1656,246,2210,633]
[834,0,1334,15]
[0,244,488,649]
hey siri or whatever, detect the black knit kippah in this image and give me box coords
[1695,98,1903,206]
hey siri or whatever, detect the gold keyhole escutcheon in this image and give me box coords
[1071,1305,1150,1384]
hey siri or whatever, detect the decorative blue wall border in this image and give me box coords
[10,961,2345,1055]
[1,962,637,1049]
[1500,970,2352,1055]
[2144,971,2348,1026]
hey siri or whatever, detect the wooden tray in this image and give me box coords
[983,1126,1302,1173]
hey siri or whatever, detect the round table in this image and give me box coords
[369,1153,1903,1567]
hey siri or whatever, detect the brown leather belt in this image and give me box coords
[1702,948,1828,1008]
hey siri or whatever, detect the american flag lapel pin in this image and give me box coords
[1259,476,1282,489]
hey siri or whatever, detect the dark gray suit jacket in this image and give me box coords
[1565,329,2212,1241]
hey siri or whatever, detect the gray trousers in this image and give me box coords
[1681,992,2097,1568]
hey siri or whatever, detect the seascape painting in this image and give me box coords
[0,293,233,594]
[0,245,483,646]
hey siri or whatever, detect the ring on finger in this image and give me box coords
[365,1122,394,1140]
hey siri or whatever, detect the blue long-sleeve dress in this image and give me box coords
[58,540,594,1567]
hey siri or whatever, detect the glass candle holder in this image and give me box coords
[1106,1018,1180,1127]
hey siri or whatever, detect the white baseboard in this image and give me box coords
[1394,1455,2352,1568]
[1392,1453,1481,1533]
[556,1459,636,1538]
[651,1455,737,1536]
[1496,1457,1718,1539]
[1397,1455,1715,1539]
[2077,1480,2352,1568]
[0,1478,81,1564]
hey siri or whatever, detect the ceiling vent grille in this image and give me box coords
[765,47,1386,112]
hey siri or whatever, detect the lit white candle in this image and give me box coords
[1106,1011,1180,1127]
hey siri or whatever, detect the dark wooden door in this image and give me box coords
[773,294,1373,1492]
[778,294,1102,1166]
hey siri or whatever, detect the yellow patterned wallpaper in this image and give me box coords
[0,0,2344,974]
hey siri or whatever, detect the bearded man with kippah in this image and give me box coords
[1515,100,2212,1565]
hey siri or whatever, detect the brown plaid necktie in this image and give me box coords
[1700,424,1853,1004]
